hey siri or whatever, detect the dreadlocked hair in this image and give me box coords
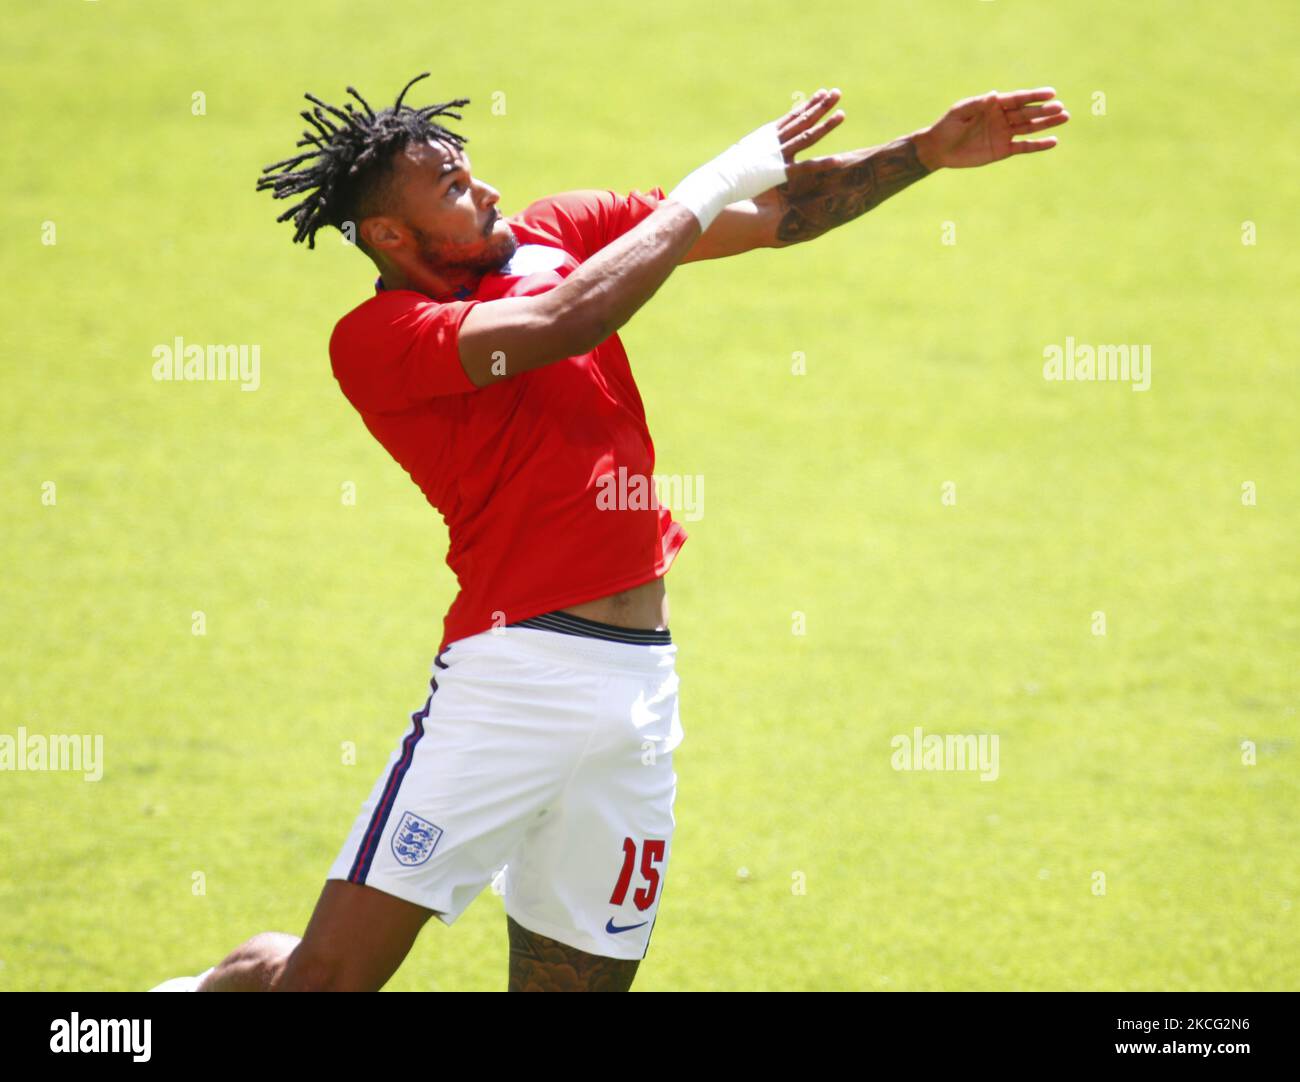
[257,72,470,249]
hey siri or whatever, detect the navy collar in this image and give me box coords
[375,276,475,302]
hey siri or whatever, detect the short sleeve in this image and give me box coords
[512,187,667,263]
[330,291,480,412]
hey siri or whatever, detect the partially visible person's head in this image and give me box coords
[257,72,517,280]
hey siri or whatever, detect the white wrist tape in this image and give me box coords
[668,120,788,232]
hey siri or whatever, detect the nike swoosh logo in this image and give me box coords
[606,918,649,934]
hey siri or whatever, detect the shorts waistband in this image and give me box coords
[507,609,672,645]
[443,612,676,674]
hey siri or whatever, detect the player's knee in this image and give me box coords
[243,932,299,988]
[202,931,300,992]
[274,944,376,992]
[274,945,337,991]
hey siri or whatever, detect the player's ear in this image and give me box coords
[360,216,404,252]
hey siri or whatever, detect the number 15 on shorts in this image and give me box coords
[609,837,665,910]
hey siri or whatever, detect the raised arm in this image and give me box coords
[682,86,1069,259]
[456,91,846,386]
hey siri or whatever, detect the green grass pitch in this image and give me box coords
[1,0,1296,990]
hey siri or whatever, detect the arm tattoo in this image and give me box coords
[507,915,640,991]
[774,136,930,245]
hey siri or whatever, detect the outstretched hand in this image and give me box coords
[771,87,846,164]
[918,87,1069,169]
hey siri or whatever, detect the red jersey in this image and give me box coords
[329,187,687,653]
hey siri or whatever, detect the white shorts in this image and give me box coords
[326,615,683,961]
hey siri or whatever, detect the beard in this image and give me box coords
[412,222,518,278]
